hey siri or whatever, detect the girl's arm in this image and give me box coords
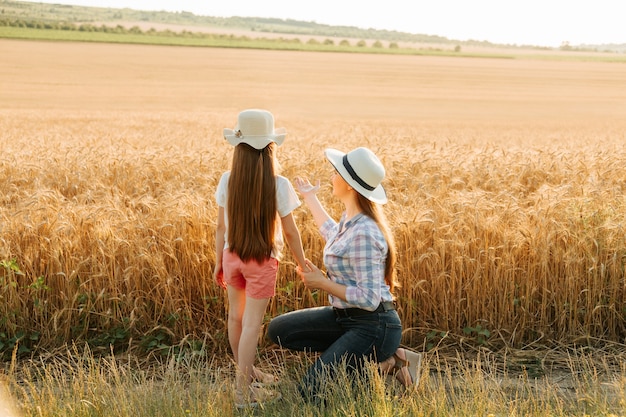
[214,206,226,288]
[280,212,307,269]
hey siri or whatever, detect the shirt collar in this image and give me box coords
[339,212,365,230]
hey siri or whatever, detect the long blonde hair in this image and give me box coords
[356,193,398,294]
[227,143,277,263]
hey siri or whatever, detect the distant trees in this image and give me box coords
[0,17,470,55]
[6,0,551,50]
[0,18,131,34]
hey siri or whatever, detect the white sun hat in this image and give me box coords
[223,109,286,150]
[325,147,387,204]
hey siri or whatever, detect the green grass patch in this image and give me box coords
[0,26,516,59]
[4,25,624,62]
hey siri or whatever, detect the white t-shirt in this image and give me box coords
[215,171,301,260]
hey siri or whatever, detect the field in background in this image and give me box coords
[1,39,626,359]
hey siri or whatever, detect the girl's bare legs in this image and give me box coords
[237,296,270,388]
[227,285,246,365]
[227,286,270,397]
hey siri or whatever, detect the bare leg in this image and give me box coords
[235,296,270,391]
[227,285,246,364]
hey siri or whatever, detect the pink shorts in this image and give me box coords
[222,250,279,299]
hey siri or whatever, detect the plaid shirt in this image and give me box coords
[320,213,393,310]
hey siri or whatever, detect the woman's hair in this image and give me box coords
[356,193,398,294]
[227,142,277,263]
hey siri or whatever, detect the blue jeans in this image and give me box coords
[266,306,402,400]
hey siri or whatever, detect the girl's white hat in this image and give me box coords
[223,109,286,150]
[325,147,387,204]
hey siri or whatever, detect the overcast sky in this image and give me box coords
[26,0,625,47]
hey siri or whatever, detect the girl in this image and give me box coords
[214,109,307,408]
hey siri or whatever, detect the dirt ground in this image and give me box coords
[2,38,625,131]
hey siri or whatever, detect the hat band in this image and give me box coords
[342,155,375,191]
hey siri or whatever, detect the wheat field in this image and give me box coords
[1,39,626,356]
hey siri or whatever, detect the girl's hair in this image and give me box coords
[227,142,277,263]
[356,193,398,294]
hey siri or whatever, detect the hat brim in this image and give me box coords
[325,148,387,204]
[223,127,286,149]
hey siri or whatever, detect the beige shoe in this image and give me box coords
[234,383,281,409]
[392,348,422,391]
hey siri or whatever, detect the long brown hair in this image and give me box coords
[227,142,277,263]
[356,193,398,294]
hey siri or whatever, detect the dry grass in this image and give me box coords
[2,345,626,416]
[1,39,626,358]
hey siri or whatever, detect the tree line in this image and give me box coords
[0,18,410,49]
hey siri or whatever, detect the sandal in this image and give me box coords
[392,348,422,390]
[234,383,281,409]
[252,366,278,385]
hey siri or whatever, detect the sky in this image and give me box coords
[26,0,625,47]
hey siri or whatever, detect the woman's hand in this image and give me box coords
[294,177,320,199]
[297,259,326,290]
[294,176,331,229]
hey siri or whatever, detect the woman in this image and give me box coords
[267,146,420,401]
[214,109,308,408]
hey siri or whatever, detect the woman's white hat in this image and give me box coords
[325,147,387,204]
[224,109,286,150]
